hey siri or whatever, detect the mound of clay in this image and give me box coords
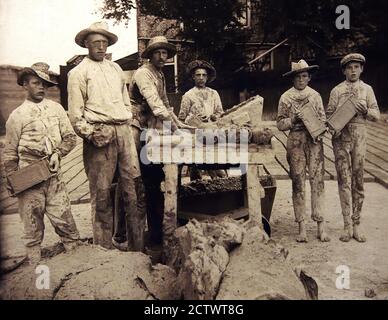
[167,219,245,300]
[0,244,178,300]
[216,226,310,300]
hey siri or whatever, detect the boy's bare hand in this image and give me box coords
[49,153,60,173]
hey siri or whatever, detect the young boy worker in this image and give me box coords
[4,62,80,264]
[327,53,380,242]
[277,60,330,243]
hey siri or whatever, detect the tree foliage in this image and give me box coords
[100,0,388,66]
[256,0,388,55]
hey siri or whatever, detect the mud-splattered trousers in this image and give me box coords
[3,99,80,248]
[327,80,380,225]
[68,58,146,251]
[83,124,146,250]
[277,86,326,223]
[17,173,80,247]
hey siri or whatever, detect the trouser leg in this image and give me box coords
[307,139,325,222]
[83,140,117,249]
[112,181,127,243]
[287,131,307,223]
[332,132,352,225]
[17,185,46,248]
[45,173,80,243]
[350,125,366,225]
[142,164,165,244]
[116,125,146,252]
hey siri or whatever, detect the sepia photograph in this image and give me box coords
[0,0,387,306]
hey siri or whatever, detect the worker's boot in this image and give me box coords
[339,215,353,242]
[26,245,41,265]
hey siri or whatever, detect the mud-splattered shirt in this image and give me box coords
[67,57,132,139]
[178,87,223,122]
[3,99,77,173]
[129,63,172,129]
[326,80,380,124]
[277,86,326,132]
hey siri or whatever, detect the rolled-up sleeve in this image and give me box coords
[276,97,293,131]
[3,114,21,175]
[133,69,171,119]
[67,70,95,140]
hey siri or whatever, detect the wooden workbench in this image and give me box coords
[144,140,276,247]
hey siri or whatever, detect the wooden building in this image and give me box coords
[0,65,60,134]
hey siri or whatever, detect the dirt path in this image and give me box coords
[271,180,388,300]
[1,181,387,300]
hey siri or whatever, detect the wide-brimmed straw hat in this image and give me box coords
[282,59,319,77]
[187,60,217,83]
[17,62,58,87]
[141,36,177,59]
[340,53,366,67]
[75,21,118,48]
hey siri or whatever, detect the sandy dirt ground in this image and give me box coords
[271,180,388,300]
[1,180,387,300]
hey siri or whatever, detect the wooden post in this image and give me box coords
[162,164,179,246]
[246,163,263,227]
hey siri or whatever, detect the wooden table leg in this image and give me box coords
[246,163,263,227]
[162,164,179,248]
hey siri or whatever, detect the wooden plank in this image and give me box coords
[366,143,388,163]
[246,164,263,226]
[62,160,85,183]
[162,164,179,256]
[61,156,83,176]
[272,132,290,175]
[0,196,17,212]
[364,164,388,188]
[369,121,388,133]
[69,180,90,203]
[61,143,83,167]
[366,130,388,148]
[322,143,337,179]
[365,151,388,173]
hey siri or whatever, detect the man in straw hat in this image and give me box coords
[3,62,80,264]
[327,53,380,243]
[67,22,146,251]
[277,59,330,243]
[178,59,226,180]
[129,36,190,246]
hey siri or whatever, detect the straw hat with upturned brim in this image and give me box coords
[141,36,177,59]
[187,60,217,83]
[75,21,118,48]
[17,62,58,87]
[282,59,319,77]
